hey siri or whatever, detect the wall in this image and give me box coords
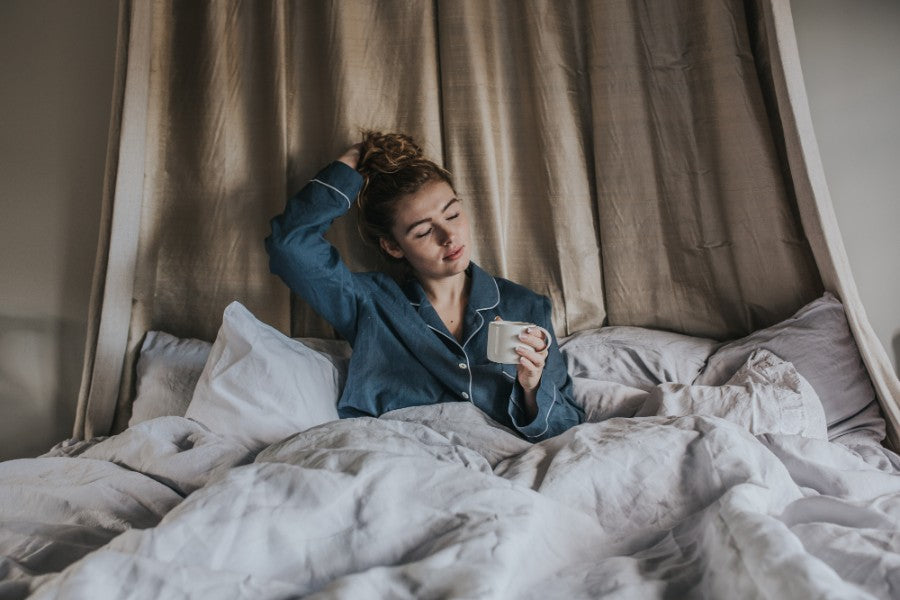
[0,0,118,459]
[791,0,900,376]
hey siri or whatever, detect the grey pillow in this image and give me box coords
[130,330,352,427]
[560,325,720,391]
[693,292,885,442]
[130,331,212,426]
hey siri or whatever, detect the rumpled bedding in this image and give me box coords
[3,398,899,599]
[0,417,252,598]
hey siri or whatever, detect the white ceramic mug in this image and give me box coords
[486,320,552,364]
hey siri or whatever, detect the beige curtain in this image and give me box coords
[77,0,899,446]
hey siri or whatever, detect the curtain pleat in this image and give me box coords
[588,0,822,338]
[280,0,445,337]
[77,0,896,440]
[752,0,900,448]
[77,0,153,438]
[436,1,606,335]
[73,0,132,438]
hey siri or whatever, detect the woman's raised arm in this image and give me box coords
[265,149,365,343]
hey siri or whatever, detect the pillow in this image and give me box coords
[185,301,341,451]
[637,349,827,440]
[131,330,351,427]
[560,325,720,391]
[294,337,352,392]
[693,292,885,442]
[129,331,212,426]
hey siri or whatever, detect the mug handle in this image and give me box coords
[529,325,553,351]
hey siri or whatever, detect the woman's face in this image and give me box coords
[380,179,471,282]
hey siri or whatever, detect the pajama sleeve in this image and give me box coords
[507,296,584,441]
[265,161,364,344]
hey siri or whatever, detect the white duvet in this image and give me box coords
[2,395,899,599]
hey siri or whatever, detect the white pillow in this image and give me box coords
[131,331,350,427]
[560,325,720,391]
[185,301,340,451]
[637,349,828,440]
[129,332,212,426]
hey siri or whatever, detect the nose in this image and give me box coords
[436,227,454,246]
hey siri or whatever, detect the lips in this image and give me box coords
[443,246,464,261]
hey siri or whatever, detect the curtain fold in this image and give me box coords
[754,0,900,449]
[75,0,151,438]
[75,0,898,443]
[436,1,607,336]
[73,0,131,439]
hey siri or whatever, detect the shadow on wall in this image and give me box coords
[0,314,81,460]
[893,332,900,379]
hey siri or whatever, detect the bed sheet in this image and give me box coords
[2,401,898,599]
[0,417,252,598]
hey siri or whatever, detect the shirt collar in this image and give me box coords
[402,262,500,312]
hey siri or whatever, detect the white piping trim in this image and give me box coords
[525,387,558,439]
[462,311,484,349]
[412,273,501,404]
[427,324,473,403]
[310,178,351,209]
[478,276,501,311]
[462,276,500,348]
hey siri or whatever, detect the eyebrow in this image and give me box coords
[404,198,460,234]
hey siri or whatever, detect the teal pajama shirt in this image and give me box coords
[266,161,583,441]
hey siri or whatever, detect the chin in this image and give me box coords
[449,254,471,275]
[459,256,471,272]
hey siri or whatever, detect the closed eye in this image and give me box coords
[447,213,460,220]
[415,227,433,239]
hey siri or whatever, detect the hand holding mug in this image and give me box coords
[514,325,550,392]
[487,319,551,392]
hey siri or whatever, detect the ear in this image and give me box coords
[379,237,405,260]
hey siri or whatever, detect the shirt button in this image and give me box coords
[458,363,467,370]
[461,392,469,399]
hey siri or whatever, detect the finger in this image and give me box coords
[517,331,547,352]
[523,327,551,350]
[516,357,543,391]
[515,345,546,369]
[516,355,540,376]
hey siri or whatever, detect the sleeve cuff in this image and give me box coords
[508,381,558,440]
[309,161,364,208]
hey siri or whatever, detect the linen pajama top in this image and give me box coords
[265,161,584,441]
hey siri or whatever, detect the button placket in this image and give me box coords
[425,324,474,403]
[458,349,473,401]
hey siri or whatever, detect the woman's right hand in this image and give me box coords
[337,143,362,170]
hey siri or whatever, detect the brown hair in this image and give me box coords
[356,131,454,261]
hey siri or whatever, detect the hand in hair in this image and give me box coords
[337,144,362,170]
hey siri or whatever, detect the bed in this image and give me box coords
[2,292,899,599]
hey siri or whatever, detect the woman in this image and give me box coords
[266,132,583,441]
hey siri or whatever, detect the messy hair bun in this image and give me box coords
[356,131,454,260]
[357,131,426,178]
